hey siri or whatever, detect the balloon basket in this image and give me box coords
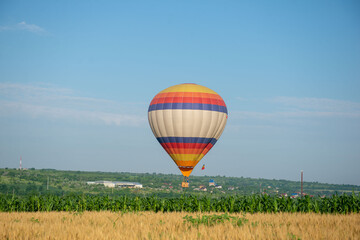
[181,181,189,188]
[182,176,189,188]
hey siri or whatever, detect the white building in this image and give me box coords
[103,182,116,188]
[86,181,142,188]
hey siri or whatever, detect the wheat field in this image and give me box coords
[1,211,359,240]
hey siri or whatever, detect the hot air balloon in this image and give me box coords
[148,83,228,187]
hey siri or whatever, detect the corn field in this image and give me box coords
[1,193,359,213]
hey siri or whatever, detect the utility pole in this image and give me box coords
[301,170,303,197]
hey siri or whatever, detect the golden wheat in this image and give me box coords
[1,211,359,240]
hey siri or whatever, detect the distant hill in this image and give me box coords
[0,168,359,198]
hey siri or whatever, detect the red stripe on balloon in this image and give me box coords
[150,97,226,107]
[163,148,211,155]
[161,142,214,155]
[160,143,214,149]
[151,92,224,102]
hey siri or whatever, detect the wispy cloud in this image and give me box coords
[17,21,45,33]
[272,97,360,113]
[0,21,45,34]
[232,96,360,121]
[0,83,146,127]
[0,26,11,31]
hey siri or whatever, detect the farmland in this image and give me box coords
[1,168,359,198]
[1,211,359,239]
[1,193,359,214]
[1,168,360,239]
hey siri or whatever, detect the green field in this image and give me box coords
[1,168,359,198]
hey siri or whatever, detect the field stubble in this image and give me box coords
[1,211,359,240]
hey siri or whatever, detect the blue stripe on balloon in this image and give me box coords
[157,137,217,145]
[148,103,228,114]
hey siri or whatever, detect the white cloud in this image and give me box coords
[235,110,360,120]
[0,83,146,127]
[0,21,45,34]
[0,26,11,31]
[272,97,360,113]
[232,97,360,121]
[17,21,45,33]
[0,83,71,96]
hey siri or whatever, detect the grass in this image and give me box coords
[183,213,248,227]
[1,211,359,239]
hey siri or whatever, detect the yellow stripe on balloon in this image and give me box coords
[169,153,205,161]
[174,160,201,167]
[159,83,218,94]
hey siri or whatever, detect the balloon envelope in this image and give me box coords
[148,83,228,177]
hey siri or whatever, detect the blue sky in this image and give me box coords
[1,0,359,185]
